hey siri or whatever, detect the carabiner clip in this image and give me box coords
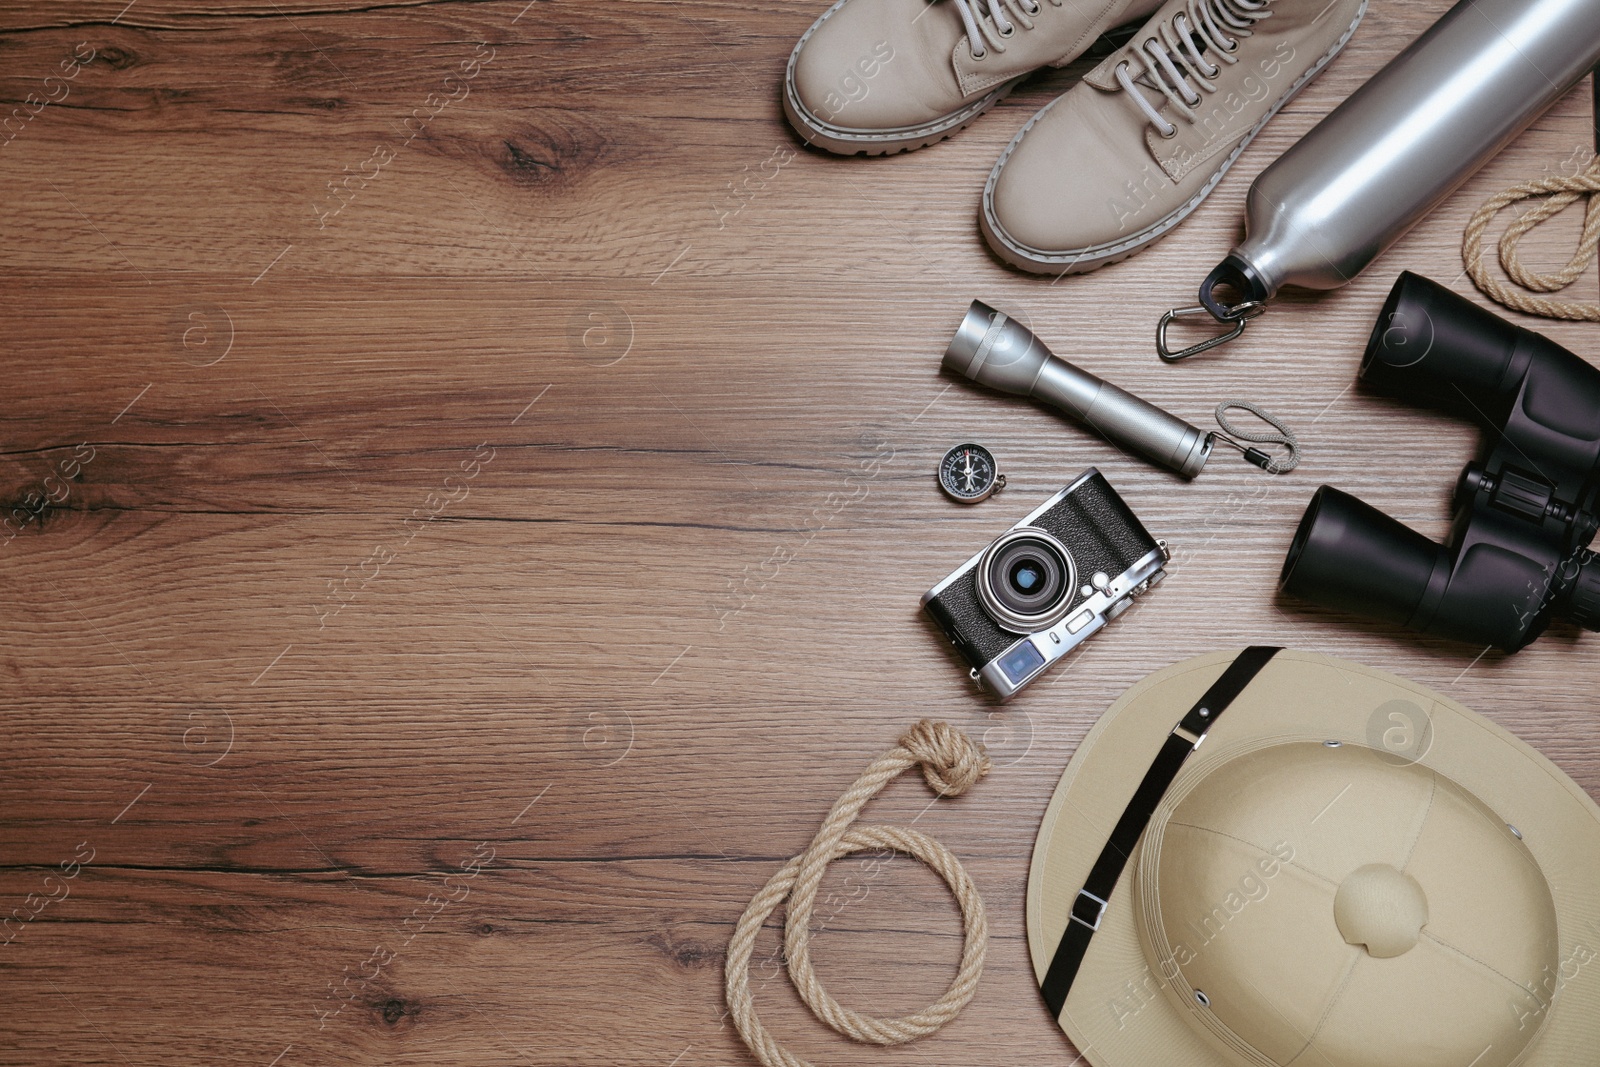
[1156,301,1266,363]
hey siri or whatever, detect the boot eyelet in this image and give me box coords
[998,24,1015,38]
[971,47,988,60]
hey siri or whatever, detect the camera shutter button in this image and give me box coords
[1091,572,1112,593]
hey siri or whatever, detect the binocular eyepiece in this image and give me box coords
[1280,272,1600,651]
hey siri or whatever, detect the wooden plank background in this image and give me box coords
[2,1,1598,1064]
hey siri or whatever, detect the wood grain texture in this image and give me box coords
[2,1,1598,1064]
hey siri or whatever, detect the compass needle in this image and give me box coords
[938,443,1006,504]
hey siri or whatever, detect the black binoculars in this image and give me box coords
[1281,272,1600,651]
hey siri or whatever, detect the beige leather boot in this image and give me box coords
[981,0,1367,273]
[784,0,1167,156]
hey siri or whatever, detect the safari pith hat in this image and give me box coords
[1028,647,1600,1067]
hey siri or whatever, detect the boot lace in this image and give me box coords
[1113,0,1274,137]
[952,0,1065,60]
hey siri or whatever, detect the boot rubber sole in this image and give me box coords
[781,0,1148,156]
[782,0,1022,156]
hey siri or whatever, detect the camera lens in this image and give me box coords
[1000,549,1061,610]
[1011,560,1044,593]
[978,528,1077,632]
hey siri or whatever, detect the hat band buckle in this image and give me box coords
[1071,888,1110,932]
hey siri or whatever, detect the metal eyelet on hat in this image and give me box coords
[1508,824,1523,839]
[1194,990,1211,1008]
[1324,740,1343,747]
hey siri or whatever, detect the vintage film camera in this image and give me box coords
[922,469,1169,700]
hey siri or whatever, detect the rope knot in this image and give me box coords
[899,719,990,797]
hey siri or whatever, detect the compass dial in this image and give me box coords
[938,443,1004,504]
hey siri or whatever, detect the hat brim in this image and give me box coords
[1027,649,1600,1067]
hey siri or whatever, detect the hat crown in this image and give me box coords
[1135,741,1559,1067]
[1333,863,1428,959]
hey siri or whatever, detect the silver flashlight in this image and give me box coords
[944,301,1213,478]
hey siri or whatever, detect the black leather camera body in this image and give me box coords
[922,469,1168,701]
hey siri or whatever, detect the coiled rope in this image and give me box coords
[723,720,992,1067]
[1463,155,1600,321]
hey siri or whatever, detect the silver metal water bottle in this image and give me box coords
[1195,0,1600,319]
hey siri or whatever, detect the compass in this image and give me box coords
[938,443,1005,504]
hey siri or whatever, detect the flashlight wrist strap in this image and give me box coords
[1038,645,1282,1018]
[1214,400,1300,474]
